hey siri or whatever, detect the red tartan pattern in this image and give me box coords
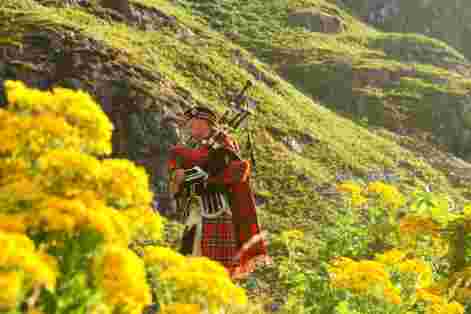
[201,213,239,272]
[171,132,272,278]
[201,212,271,278]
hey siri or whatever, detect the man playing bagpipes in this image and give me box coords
[167,105,271,279]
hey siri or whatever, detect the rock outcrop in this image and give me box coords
[288,8,344,34]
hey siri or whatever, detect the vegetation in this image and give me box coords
[1,0,471,313]
[0,81,254,314]
[177,0,471,157]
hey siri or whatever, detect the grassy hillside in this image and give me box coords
[339,0,471,61]
[178,0,471,159]
[2,0,471,309]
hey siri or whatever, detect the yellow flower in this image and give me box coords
[399,259,429,274]
[328,256,405,305]
[160,304,201,314]
[425,301,464,314]
[0,271,23,310]
[384,286,401,305]
[416,287,443,304]
[366,181,405,208]
[3,80,113,155]
[464,204,471,217]
[280,229,304,241]
[399,215,440,238]
[375,249,407,265]
[351,192,368,207]
[336,182,362,194]
[0,231,57,290]
[124,206,163,243]
[143,246,186,270]
[95,245,152,312]
[0,213,28,233]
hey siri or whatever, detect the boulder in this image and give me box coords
[288,8,343,34]
[101,0,132,17]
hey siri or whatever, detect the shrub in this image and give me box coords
[0,80,251,314]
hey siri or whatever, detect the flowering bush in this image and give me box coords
[143,246,248,313]
[328,181,468,314]
[0,81,250,314]
[273,180,470,314]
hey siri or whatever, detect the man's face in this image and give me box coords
[189,118,211,140]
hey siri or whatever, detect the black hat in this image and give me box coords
[183,106,219,125]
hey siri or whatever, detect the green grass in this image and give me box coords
[176,0,471,157]
[2,0,471,305]
[340,0,471,61]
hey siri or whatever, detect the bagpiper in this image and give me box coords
[168,106,271,279]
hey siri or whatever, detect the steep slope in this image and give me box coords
[2,0,471,305]
[340,0,471,62]
[178,0,471,160]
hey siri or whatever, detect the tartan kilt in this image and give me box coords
[201,212,239,273]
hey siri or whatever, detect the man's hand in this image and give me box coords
[169,168,185,195]
[174,169,185,186]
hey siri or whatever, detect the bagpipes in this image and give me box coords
[167,80,257,213]
[168,80,256,184]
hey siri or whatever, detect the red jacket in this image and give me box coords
[169,134,271,277]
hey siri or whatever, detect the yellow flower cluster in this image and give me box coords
[374,248,407,265]
[4,80,113,155]
[144,247,248,313]
[0,175,42,213]
[160,304,201,314]
[0,110,82,158]
[143,246,186,269]
[328,257,401,304]
[398,258,433,287]
[399,215,440,238]
[0,231,58,310]
[377,249,435,287]
[336,182,362,195]
[37,196,131,244]
[0,80,248,314]
[100,159,153,208]
[336,181,406,209]
[94,245,152,314]
[280,229,304,241]
[0,80,165,312]
[425,301,464,314]
[416,287,444,304]
[36,149,153,210]
[366,181,406,208]
[417,285,464,314]
[0,158,28,186]
[123,206,164,243]
[335,182,367,207]
[0,270,23,310]
[0,195,163,247]
[463,204,471,217]
[332,250,451,310]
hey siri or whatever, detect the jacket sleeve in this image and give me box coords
[207,159,251,185]
[169,145,209,168]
